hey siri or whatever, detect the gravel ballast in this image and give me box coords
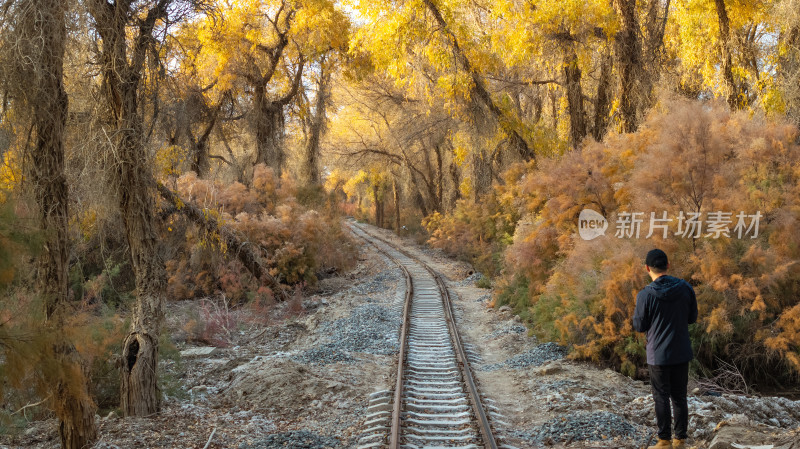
[484,323,527,340]
[239,430,339,448]
[481,342,567,371]
[521,411,644,445]
[292,268,403,366]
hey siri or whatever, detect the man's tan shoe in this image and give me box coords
[648,439,673,449]
[672,439,686,449]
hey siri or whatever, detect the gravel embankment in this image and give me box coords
[483,323,526,340]
[458,272,487,286]
[292,282,403,365]
[481,342,567,371]
[516,411,645,445]
[239,430,339,449]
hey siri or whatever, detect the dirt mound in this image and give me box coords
[221,359,365,414]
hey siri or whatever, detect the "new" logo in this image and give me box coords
[578,209,608,241]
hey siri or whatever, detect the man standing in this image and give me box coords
[633,249,698,449]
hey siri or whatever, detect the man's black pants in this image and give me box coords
[649,362,689,440]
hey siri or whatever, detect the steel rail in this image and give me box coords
[349,221,498,449]
[348,223,412,449]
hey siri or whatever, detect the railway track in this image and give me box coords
[349,222,516,449]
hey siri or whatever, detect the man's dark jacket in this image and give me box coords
[633,275,698,365]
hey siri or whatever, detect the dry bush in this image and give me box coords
[423,164,525,277]
[165,164,357,304]
[179,294,273,347]
[495,97,800,384]
[1,249,127,420]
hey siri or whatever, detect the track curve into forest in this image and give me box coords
[349,221,516,449]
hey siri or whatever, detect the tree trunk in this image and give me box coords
[55,348,98,449]
[593,51,613,140]
[613,0,643,133]
[18,0,98,446]
[471,148,492,201]
[777,22,800,126]
[641,0,671,112]
[191,139,210,177]
[188,104,219,177]
[379,196,385,228]
[644,0,670,57]
[24,4,71,324]
[373,183,385,228]
[88,0,171,417]
[117,92,166,417]
[393,177,401,232]
[714,0,740,109]
[304,61,331,186]
[420,144,442,212]
[563,46,587,148]
[533,91,543,124]
[254,84,286,177]
[413,189,430,218]
[435,145,443,212]
[449,160,461,211]
[251,56,304,179]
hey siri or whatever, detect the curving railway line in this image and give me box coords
[349,222,516,449]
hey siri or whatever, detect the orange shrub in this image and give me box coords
[164,164,357,302]
[495,98,800,383]
[423,165,525,277]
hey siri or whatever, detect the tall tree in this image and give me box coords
[420,0,534,162]
[490,0,616,145]
[86,0,190,416]
[714,0,741,108]
[351,0,540,197]
[184,0,348,178]
[612,0,643,132]
[5,0,97,446]
[669,0,773,109]
[301,56,332,186]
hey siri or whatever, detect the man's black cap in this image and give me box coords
[645,248,669,270]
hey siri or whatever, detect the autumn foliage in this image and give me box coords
[164,165,356,302]
[432,99,800,384]
[423,166,524,277]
